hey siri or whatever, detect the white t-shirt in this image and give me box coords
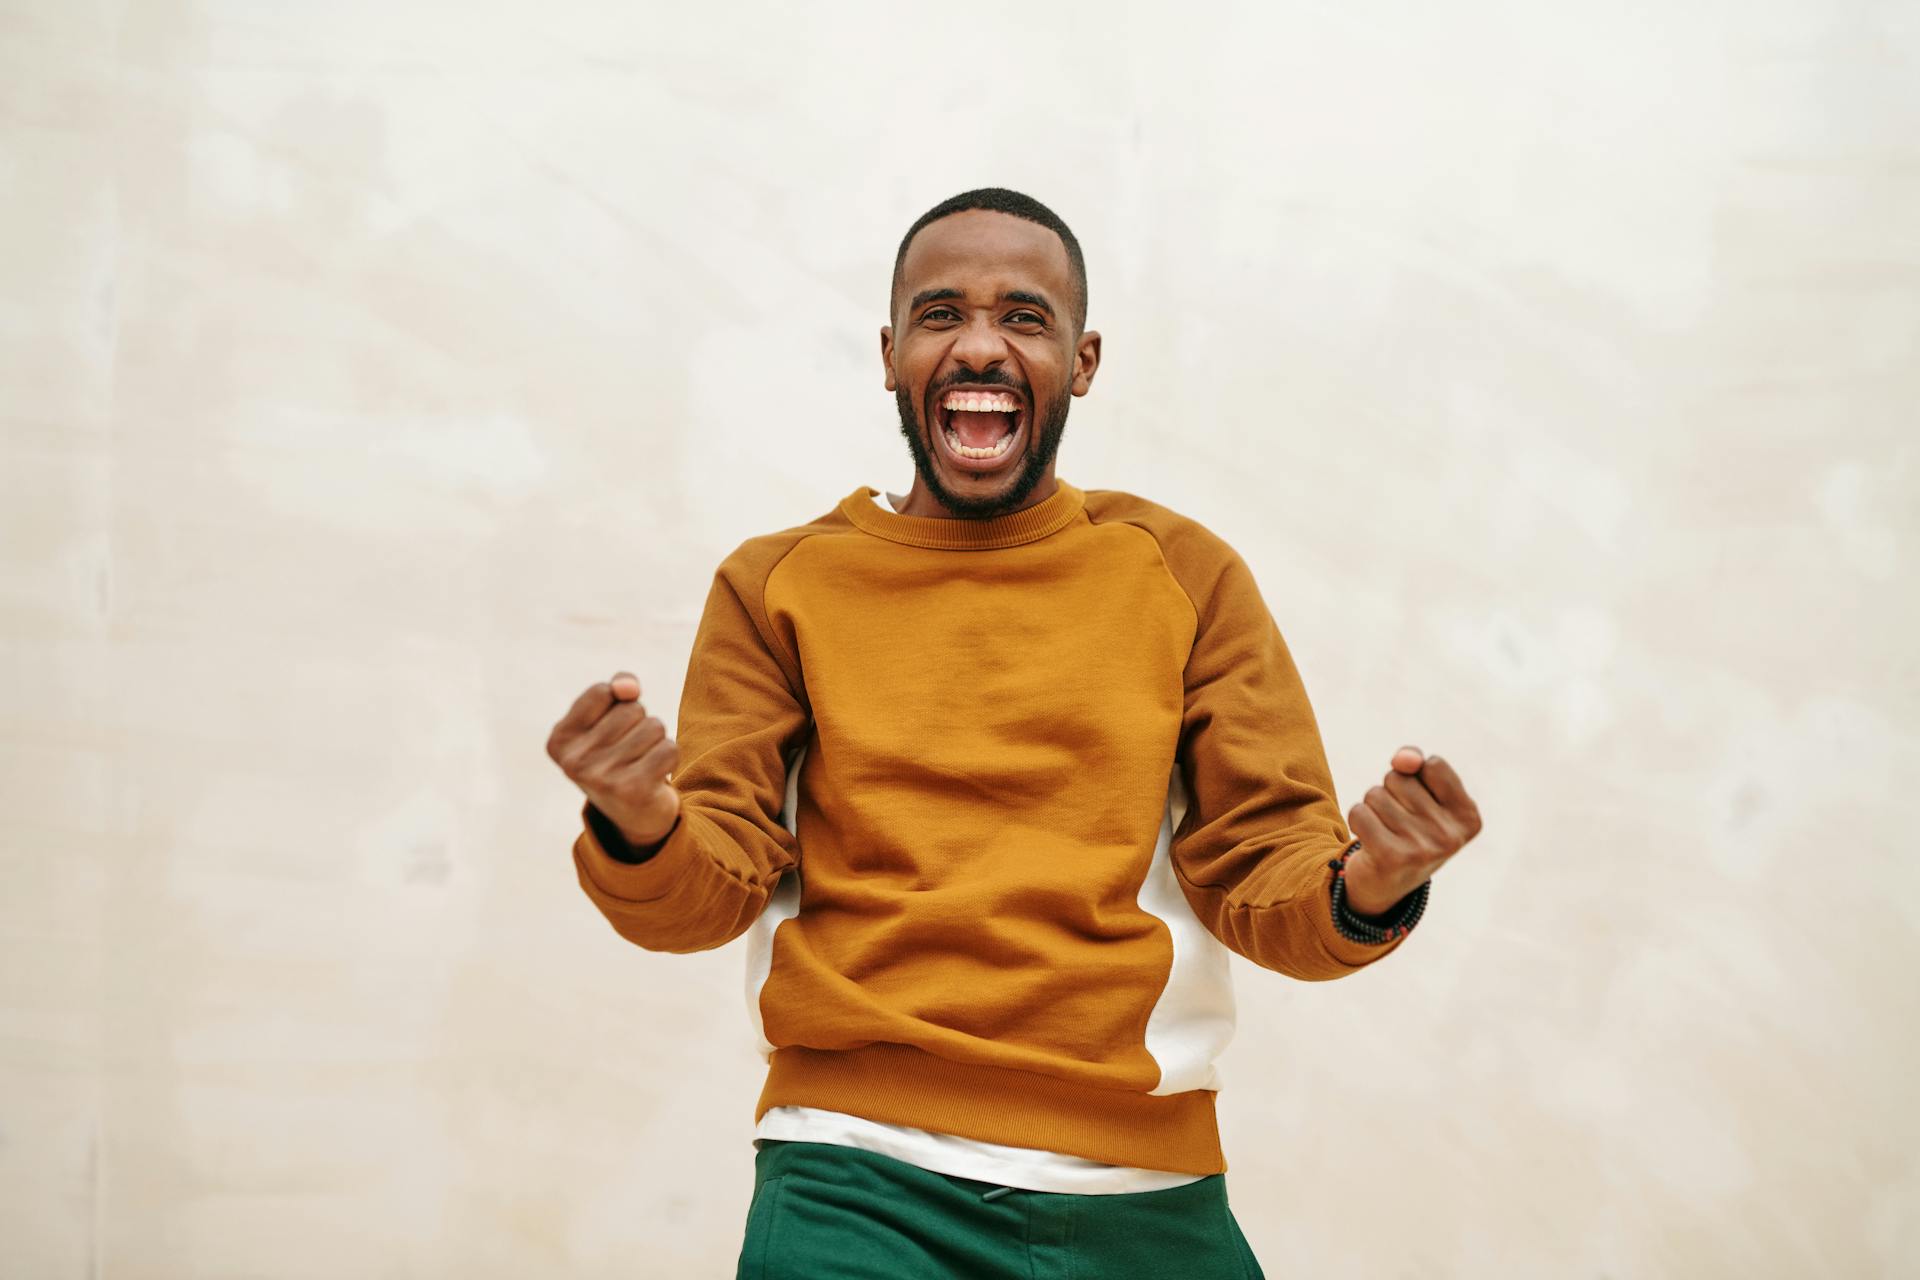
[744,489,1207,1195]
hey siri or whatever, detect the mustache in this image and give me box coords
[929,369,1026,395]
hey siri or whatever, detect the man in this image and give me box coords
[547,188,1484,1278]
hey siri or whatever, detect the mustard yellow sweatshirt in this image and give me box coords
[572,479,1416,1175]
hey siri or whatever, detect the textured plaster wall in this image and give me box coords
[2,1,1915,1275]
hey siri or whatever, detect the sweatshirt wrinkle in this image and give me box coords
[572,479,1413,1173]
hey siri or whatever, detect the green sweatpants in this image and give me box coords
[734,1139,1267,1279]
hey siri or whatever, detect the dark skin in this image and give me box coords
[880,209,1101,519]
[1349,747,1483,915]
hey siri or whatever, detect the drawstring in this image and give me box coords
[981,1185,1017,1202]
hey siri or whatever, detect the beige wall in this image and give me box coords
[4,1,1916,1275]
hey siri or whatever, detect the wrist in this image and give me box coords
[620,814,678,849]
[608,793,682,850]
[586,803,679,864]
[1341,853,1411,917]
[1328,839,1430,945]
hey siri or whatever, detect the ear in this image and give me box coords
[880,325,897,392]
[1070,329,1102,397]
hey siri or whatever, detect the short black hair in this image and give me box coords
[891,187,1088,331]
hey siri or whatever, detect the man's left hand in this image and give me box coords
[1342,746,1483,916]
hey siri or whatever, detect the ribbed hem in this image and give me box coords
[754,1043,1226,1175]
[839,480,1086,550]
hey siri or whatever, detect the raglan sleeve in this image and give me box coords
[1168,531,1421,980]
[571,539,811,954]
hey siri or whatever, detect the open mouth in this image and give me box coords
[933,387,1026,471]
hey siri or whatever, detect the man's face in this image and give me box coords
[882,210,1100,519]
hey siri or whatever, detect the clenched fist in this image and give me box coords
[1342,746,1483,916]
[547,671,682,848]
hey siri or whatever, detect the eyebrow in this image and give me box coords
[909,287,1057,317]
[1001,290,1055,317]
[909,288,964,311]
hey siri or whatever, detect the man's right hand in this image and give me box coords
[547,671,682,848]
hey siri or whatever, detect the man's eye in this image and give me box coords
[1007,311,1044,326]
[924,307,960,322]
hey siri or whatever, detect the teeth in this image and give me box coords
[942,391,1018,413]
[943,424,1017,460]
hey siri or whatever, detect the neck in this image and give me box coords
[894,468,1060,520]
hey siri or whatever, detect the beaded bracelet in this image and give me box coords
[1327,838,1431,944]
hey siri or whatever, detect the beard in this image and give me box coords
[893,376,1073,521]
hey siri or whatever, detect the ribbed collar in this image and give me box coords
[840,480,1087,550]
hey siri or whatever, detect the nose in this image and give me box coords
[949,313,1010,374]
